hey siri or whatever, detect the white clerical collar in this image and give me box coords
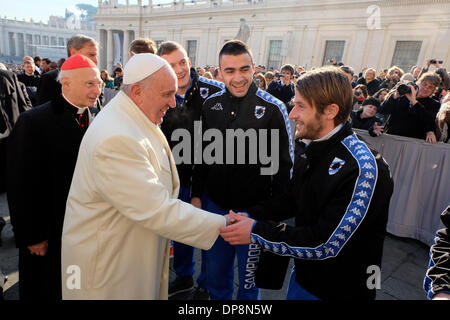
[62,93,88,114]
[301,123,344,146]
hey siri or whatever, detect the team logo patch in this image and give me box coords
[254,106,266,119]
[200,87,209,99]
[329,157,345,175]
[211,103,223,111]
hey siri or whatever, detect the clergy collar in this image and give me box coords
[62,93,88,114]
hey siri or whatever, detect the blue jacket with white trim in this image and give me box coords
[248,122,394,300]
[191,81,293,210]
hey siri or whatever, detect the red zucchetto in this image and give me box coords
[61,54,97,70]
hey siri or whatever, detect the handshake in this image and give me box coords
[220,210,255,245]
[190,197,255,245]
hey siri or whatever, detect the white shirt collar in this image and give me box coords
[301,123,344,146]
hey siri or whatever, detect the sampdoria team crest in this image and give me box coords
[329,157,345,175]
[254,106,266,119]
[199,87,209,99]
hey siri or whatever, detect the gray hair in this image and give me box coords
[67,34,98,57]
[121,74,153,95]
[0,63,7,70]
[400,73,415,82]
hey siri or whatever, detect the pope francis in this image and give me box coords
[61,54,226,300]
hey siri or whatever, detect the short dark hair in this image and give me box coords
[295,66,353,126]
[219,40,253,66]
[66,34,97,57]
[114,67,123,73]
[156,41,187,57]
[339,65,354,76]
[42,58,52,64]
[129,38,157,54]
[362,97,380,109]
[34,56,42,63]
[281,64,295,75]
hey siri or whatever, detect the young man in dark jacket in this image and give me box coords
[191,40,293,300]
[221,66,394,300]
[158,41,225,299]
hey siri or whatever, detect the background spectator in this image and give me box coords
[203,71,213,79]
[256,72,267,90]
[373,88,389,103]
[352,84,368,110]
[351,97,384,136]
[267,64,295,112]
[379,72,441,143]
[114,67,124,89]
[41,58,52,73]
[357,68,380,96]
[435,101,450,143]
[101,70,115,88]
[380,66,404,90]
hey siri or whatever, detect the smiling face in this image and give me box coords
[361,104,377,118]
[160,48,191,94]
[289,90,326,140]
[219,53,254,98]
[137,66,177,125]
[417,80,436,99]
[61,67,102,108]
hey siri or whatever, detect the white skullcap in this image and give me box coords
[123,53,169,85]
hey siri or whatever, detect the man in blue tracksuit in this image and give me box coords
[158,41,225,298]
[191,40,293,300]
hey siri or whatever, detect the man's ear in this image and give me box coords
[60,77,70,89]
[130,83,143,102]
[324,103,339,120]
[69,48,77,57]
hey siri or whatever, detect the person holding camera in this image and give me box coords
[380,66,404,91]
[267,64,296,112]
[378,72,441,143]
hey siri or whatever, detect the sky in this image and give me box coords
[0,0,167,23]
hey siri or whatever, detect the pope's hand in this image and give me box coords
[220,211,254,245]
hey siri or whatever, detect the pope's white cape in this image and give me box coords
[61,91,225,300]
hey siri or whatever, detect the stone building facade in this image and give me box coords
[0,16,96,63]
[95,0,450,74]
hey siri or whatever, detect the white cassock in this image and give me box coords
[61,91,225,300]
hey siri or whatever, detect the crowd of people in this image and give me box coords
[0,33,449,302]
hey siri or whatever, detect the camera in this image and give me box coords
[275,72,281,78]
[397,82,418,95]
[430,59,443,64]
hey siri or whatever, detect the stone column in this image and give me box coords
[107,29,114,73]
[123,30,130,65]
[96,28,104,70]
[0,24,8,56]
[249,26,263,64]
[15,32,20,58]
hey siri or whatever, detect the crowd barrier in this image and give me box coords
[355,129,450,246]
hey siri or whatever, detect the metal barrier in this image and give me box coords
[355,129,450,246]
